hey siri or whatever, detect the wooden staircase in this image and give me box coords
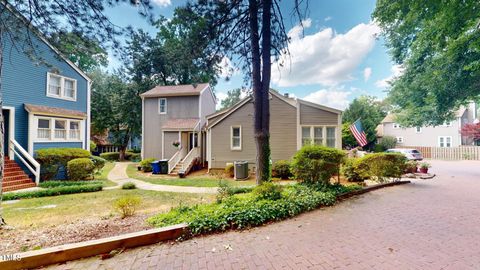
[2,157,36,192]
[169,161,184,176]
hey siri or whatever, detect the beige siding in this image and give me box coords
[300,103,338,125]
[163,131,179,159]
[199,87,216,128]
[210,95,297,169]
[143,96,199,159]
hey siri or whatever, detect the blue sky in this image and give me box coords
[105,0,397,110]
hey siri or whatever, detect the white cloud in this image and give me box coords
[303,89,351,110]
[375,65,403,88]
[218,56,238,79]
[363,67,372,82]
[324,16,332,22]
[272,21,380,87]
[151,0,171,7]
[287,19,312,40]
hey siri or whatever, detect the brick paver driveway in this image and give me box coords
[50,160,480,270]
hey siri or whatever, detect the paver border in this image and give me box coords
[0,224,188,270]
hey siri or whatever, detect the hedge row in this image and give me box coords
[100,151,140,162]
[39,180,104,188]
[3,184,103,201]
[147,184,337,235]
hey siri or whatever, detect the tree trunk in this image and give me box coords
[119,146,127,161]
[0,28,6,227]
[249,0,272,184]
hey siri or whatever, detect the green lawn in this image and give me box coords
[3,189,214,229]
[126,164,259,187]
[94,162,117,187]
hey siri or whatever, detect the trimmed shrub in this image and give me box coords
[341,158,365,182]
[100,152,120,161]
[67,158,95,180]
[378,136,397,150]
[3,184,102,201]
[225,163,234,178]
[128,153,141,162]
[90,141,97,152]
[114,196,141,218]
[291,145,345,184]
[147,184,336,235]
[122,182,136,189]
[253,182,283,201]
[355,153,407,182]
[39,180,103,188]
[272,160,292,179]
[140,158,156,172]
[35,148,91,180]
[90,156,107,174]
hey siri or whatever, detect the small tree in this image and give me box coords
[461,123,480,145]
[220,88,243,110]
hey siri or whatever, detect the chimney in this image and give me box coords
[284,93,289,98]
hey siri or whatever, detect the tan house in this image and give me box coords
[141,83,342,174]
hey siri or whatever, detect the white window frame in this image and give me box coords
[415,127,422,133]
[441,121,452,127]
[396,136,404,144]
[230,125,242,150]
[54,119,67,139]
[438,136,452,147]
[33,116,84,142]
[393,123,402,129]
[46,72,77,101]
[158,98,167,114]
[37,118,52,140]
[69,120,81,140]
[301,125,337,147]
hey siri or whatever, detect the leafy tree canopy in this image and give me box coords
[342,96,388,148]
[373,0,480,126]
[47,31,108,72]
[220,88,243,110]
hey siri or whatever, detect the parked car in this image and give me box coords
[386,148,424,161]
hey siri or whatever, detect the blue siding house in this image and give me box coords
[1,6,91,189]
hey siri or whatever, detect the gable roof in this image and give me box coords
[206,89,341,129]
[2,3,91,82]
[140,83,210,98]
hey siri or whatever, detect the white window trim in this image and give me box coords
[438,136,452,147]
[230,125,242,150]
[158,98,167,114]
[301,125,337,147]
[33,116,84,143]
[415,127,422,133]
[46,72,77,101]
[396,136,404,144]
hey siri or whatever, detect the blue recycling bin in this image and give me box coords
[151,160,161,174]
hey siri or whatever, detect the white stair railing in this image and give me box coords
[168,147,183,174]
[180,147,200,174]
[9,139,41,185]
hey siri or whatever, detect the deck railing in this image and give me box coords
[181,147,200,174]
[168,147,183,174]
[9,139,41,185]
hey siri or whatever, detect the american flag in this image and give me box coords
[349,119,368,147]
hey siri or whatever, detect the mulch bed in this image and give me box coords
[0,214,153,254]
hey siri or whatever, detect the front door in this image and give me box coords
[2,110,9,157]
[188,132,198,151]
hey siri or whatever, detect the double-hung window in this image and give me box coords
[158,98,167,114]
[37,119,51,139]
[231,126,242,150]
[396,136,404,144]
[47,73,77,100]
[438,136,452,147]
[326,127,336,147]
[69,121,80,139]
[301,126,337,148]
[54,120,67,139]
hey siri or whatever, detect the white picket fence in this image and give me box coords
[399,146,480,160]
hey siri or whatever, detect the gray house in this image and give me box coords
[141,84,342,174]
[377,103,479,147]
[140,83,216,174]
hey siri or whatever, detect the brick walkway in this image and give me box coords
[49,160,480,269]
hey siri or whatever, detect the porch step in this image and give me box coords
[2,158,36,192]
